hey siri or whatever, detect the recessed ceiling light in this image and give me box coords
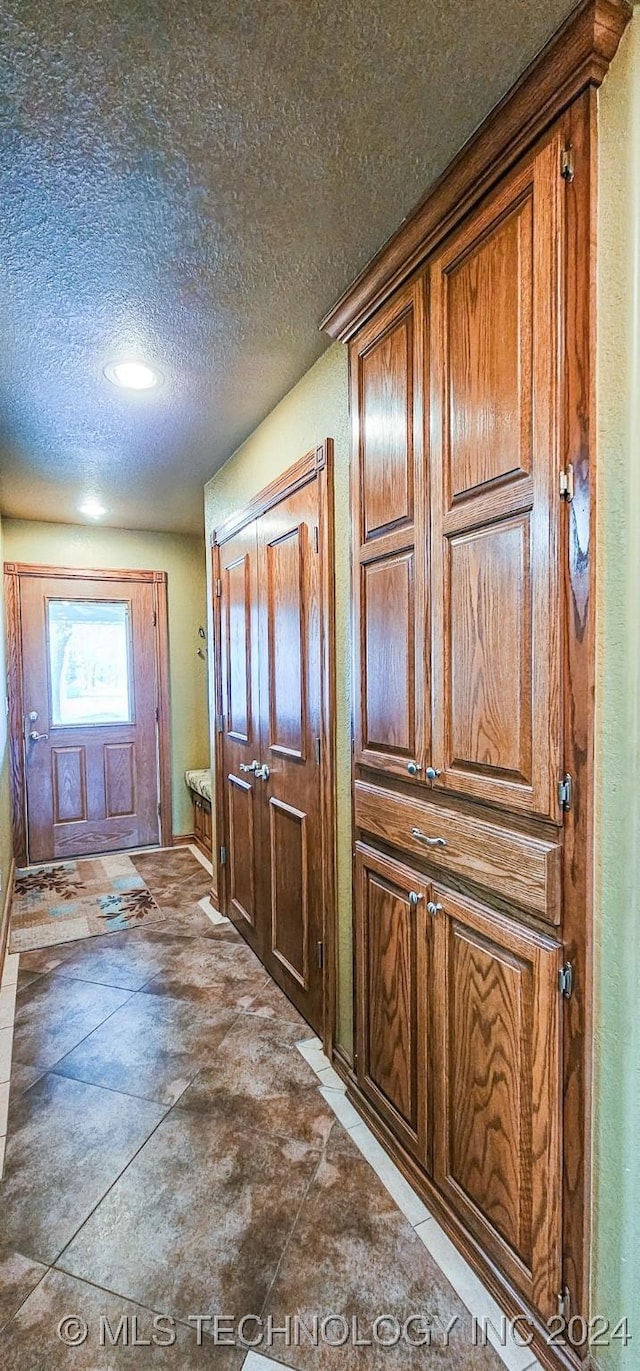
[78,497,107,520]
[104,359,159,390]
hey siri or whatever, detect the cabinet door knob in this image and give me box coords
[407,761,422,776]
[425,766,442,781]
[411,827,447,848]
[408,891,423,907]
[427,901,443,916]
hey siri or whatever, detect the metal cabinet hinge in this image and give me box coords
[315,736,321,765]
[559,464,574,501]
[561,147,575,182]
[559,963,573,999]
[214,578,222,597]
[558,774,572,811]
[557,1287,571,1319]
[219,845,227,866]
[216,713,224,733]
[314,525,319,553]
[152,609,157,626]
[317,940,324,969]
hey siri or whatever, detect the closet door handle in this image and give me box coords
[425,766,442,781]
[427,901,443,916]
[408,891,423,908]
[411,827,447,848]
[240,760,260,773]
[255,764,270,781]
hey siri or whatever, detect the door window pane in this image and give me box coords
[48,600,133,726]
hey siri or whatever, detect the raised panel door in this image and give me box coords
[355,843,429,1165]
[351,278,428,781]
[429,135,563,818]
[431,884,562,1317]
[257,480,324,1033]
[218,522,262,952]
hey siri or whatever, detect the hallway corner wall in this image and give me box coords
[593,13,640,1367]
[1,520,210,843]
[204,342,353,1054]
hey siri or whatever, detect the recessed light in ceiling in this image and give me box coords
[78,497,107,520]
[104,359,159,390]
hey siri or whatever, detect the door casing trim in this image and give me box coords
[211,439,337,1056]
[3,562,173,864]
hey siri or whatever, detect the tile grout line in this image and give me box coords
[256,1118,338,1325]
[294,1040,541,1371]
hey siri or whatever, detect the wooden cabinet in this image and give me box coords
[351,280,429,781]
[429,136,563,821]
[355,843,429,1164]
[431,885,562,1318]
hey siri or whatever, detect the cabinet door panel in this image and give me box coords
[432,885,562,1316]
[351,279,428,779]
[355,843,429,1164]
[430,136,562,818]
[361,551,415,758]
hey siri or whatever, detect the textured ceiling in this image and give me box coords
[0,0,576,535]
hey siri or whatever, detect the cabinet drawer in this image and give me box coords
[354,781,561,923]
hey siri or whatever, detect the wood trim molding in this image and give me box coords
[152,573,173,848]
[3,563,163,583]
[0,858,16,986]
[212,443,327,547]
[321,0,631,341]
[212,440,338,1051]
[4,567,27,866]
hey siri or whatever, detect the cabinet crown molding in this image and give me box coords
[321,0,631,341]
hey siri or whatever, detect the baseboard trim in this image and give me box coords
[332,1041,356,1087]
[0,857,15,985]
[345,1076,581,1371]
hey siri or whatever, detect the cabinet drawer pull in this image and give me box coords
[407,761,422,776]
[411,826,447,848]
[408,891,423,907]
[427,901,443,916]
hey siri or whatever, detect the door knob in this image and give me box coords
[239,760,260,773]
[427,901,443,916]
[425,766,442,781]
[407,761,422,776]
[28,730,49,742]
[255,764,270,781]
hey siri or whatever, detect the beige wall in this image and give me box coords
[592,16,640,1368]
[0,514,13,921]
[3,519,209,840]
[204,343,353,1052]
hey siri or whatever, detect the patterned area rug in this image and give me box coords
[9,854,166,953]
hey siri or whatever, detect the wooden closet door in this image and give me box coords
[351,279,428,781]
[355,843,430,1164]
[429,134,563,819]
[431,884,562,1317]
[218,521,262,952]
[255,478,325,1034]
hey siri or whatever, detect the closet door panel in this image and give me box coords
[355,843,429,1164]
[219,522,262,948]
[430,135,562,819]
[432,885,562,1317]
[351,278,428,780]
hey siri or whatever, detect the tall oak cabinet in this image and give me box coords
[322,3,631,1368]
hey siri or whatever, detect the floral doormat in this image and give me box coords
[9,854,166,953]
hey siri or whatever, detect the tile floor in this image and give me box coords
[0,846,542,1371]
